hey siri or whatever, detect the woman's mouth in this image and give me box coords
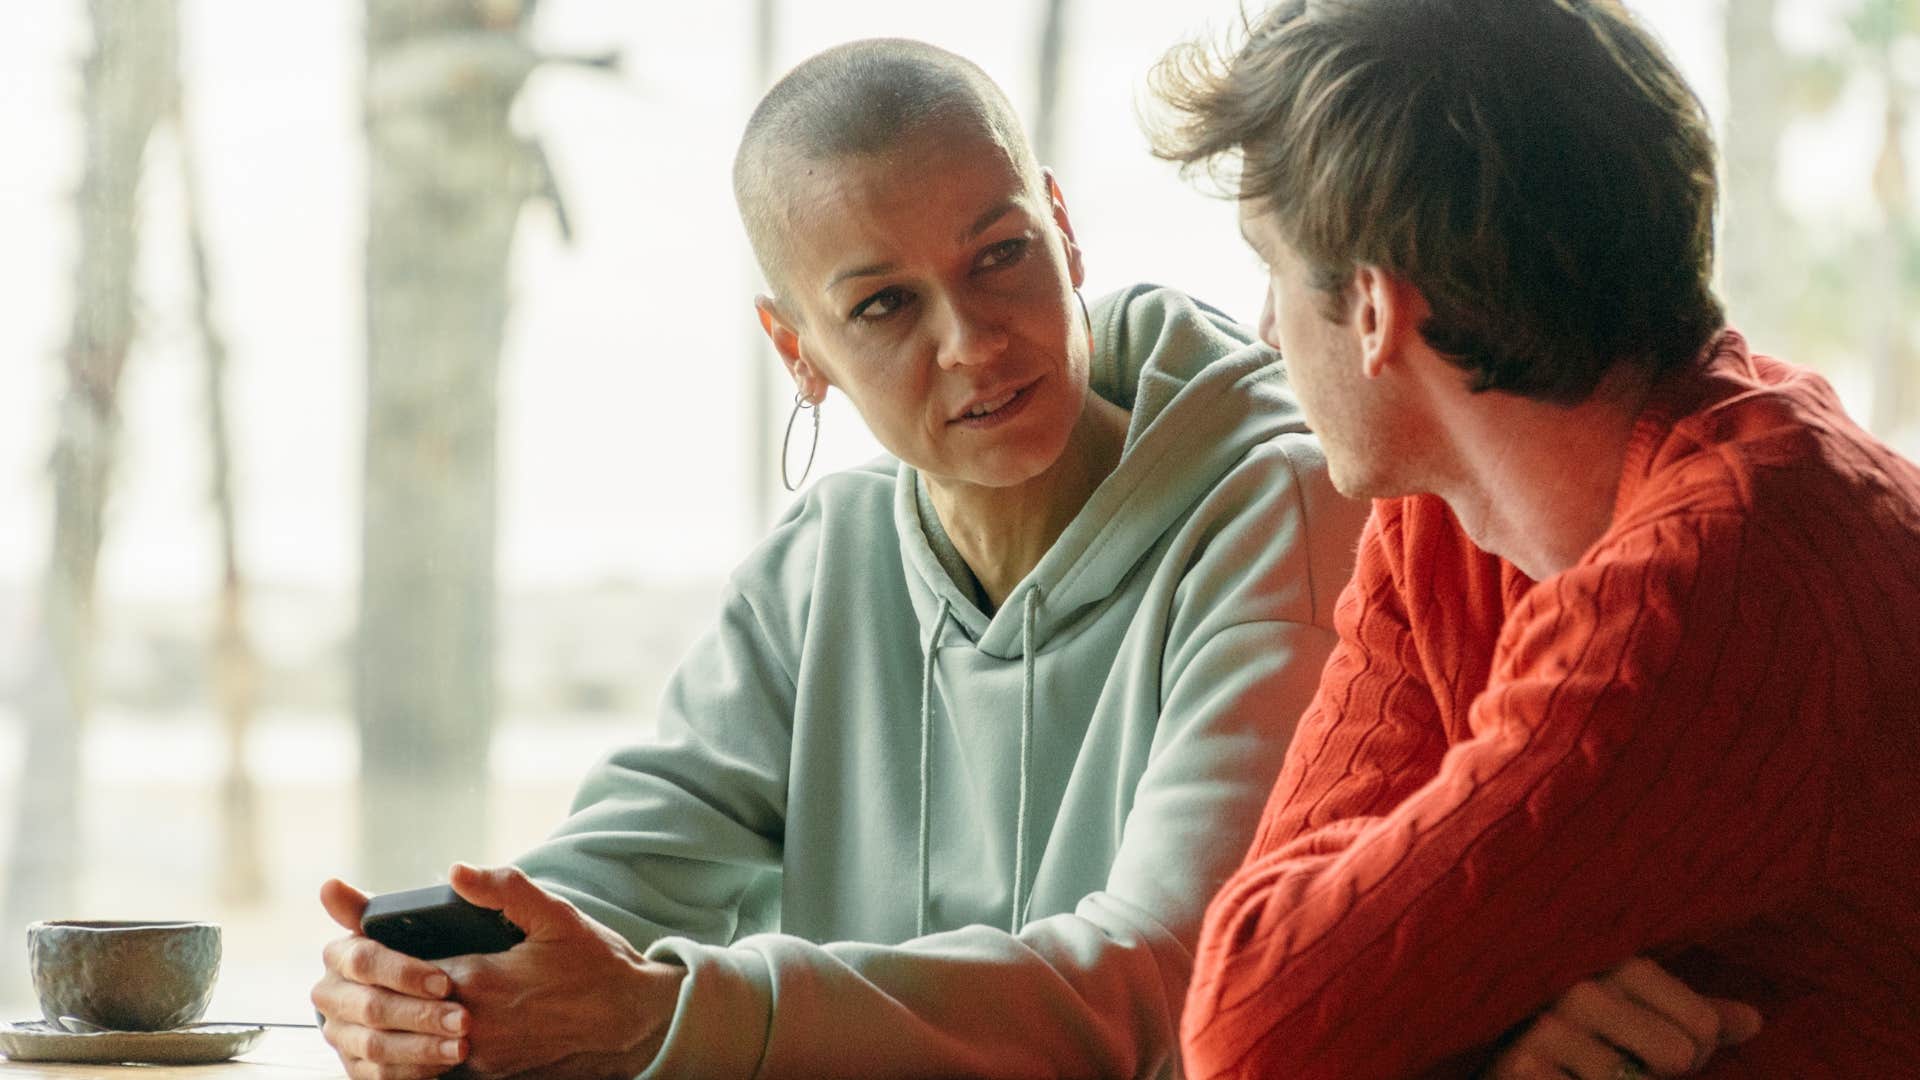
[966,389,1020,417]
[951,380,1038,428]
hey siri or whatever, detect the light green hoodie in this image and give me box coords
[515,285,1367,1078]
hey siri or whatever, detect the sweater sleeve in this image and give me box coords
[1239,506,1452,859]
[1181,510,1834,1080]
[513,585,791,952]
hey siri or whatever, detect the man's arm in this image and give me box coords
[1182,511,1830,1079]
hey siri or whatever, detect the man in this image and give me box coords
[1152,1,1920,1076]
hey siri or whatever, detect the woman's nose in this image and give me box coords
[935,301,1010,369]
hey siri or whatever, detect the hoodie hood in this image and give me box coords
[892,284,1308,935]
[895,284,1307,656]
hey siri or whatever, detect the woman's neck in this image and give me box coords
[925,390,1131,614]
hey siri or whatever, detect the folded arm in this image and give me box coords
[1183,512,1830,1079]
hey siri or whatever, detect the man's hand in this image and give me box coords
[1491,956,1762,1079]
[311,864,686,1080]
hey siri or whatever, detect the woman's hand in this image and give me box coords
[432,863,685,1080]
[311,864,684,1080]
[311,879,468,1080]
[1491,956,1762,1079]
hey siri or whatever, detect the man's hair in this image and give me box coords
[1149,0,1724,403]
[735,38,1045,302]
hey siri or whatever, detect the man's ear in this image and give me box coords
[1349,266,1429,381]
[1042,168,1085,289]
[755,295,828,401]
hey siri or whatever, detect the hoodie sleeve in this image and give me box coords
[632,436,1366,1080]
[513,583,792,956]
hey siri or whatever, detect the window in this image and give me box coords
[0,0,1908,1027]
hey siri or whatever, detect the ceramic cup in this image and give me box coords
[26,920,221,1032]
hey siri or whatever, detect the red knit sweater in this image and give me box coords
[1181,332,1920,1078]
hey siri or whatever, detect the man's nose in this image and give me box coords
[1257,288,1281,351]
[935,298,1010,369]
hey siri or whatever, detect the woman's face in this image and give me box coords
[757,126,1089,493]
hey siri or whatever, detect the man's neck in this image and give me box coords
[926,391,1131,614]
[1428,365,1657,581]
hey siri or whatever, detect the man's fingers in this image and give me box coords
[447,862,574,938]
[1711,998,1763,1045]
[322,935,454,1000]
[1605,956,1723,1067]
[321,878,372,934]
[1555,981,1697,1076]
[1495,1012,1623,1080]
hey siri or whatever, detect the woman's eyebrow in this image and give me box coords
[961,201,1020,242]
[826,259,896,293]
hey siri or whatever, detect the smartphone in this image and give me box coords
[361,884,526,961]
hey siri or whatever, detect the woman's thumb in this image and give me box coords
[447,862,566,938]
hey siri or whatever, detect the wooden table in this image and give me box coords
[0,1028,342,1079]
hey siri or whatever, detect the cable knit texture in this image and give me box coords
[1181,331,1920,1078]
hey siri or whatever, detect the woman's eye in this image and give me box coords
[978,237,1029,270]
[850,287,909,322]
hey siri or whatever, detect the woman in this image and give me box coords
[311,38,1747,1080]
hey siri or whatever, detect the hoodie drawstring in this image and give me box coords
[1012,586,1040,934]
[913,589,1041,939]
[916,598,950,939]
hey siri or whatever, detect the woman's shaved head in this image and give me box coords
[734,38,1044,302]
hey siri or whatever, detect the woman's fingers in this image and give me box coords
[322,933,454,1001]
[317,996,467,1080]
[320,878,372,934]
[447,862,579,941]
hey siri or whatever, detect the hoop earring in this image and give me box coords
[781,391,821,492]
[1074,289,1094,353]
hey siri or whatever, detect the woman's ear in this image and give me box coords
[756,296,828,402]
[1043,169,1085,289]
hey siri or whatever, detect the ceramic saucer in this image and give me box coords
[0,1020,266,1064]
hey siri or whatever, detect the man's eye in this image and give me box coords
[851,287,910,321]
[978,237,1029,270]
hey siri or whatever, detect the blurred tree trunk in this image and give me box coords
[1867,82,1911,436]
[357,0,540,889]
[172,80,266,904]
[1720,0,1791,353]
[749,0,779,530]
[1032,0,1070,167]
[3,0,176,953]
